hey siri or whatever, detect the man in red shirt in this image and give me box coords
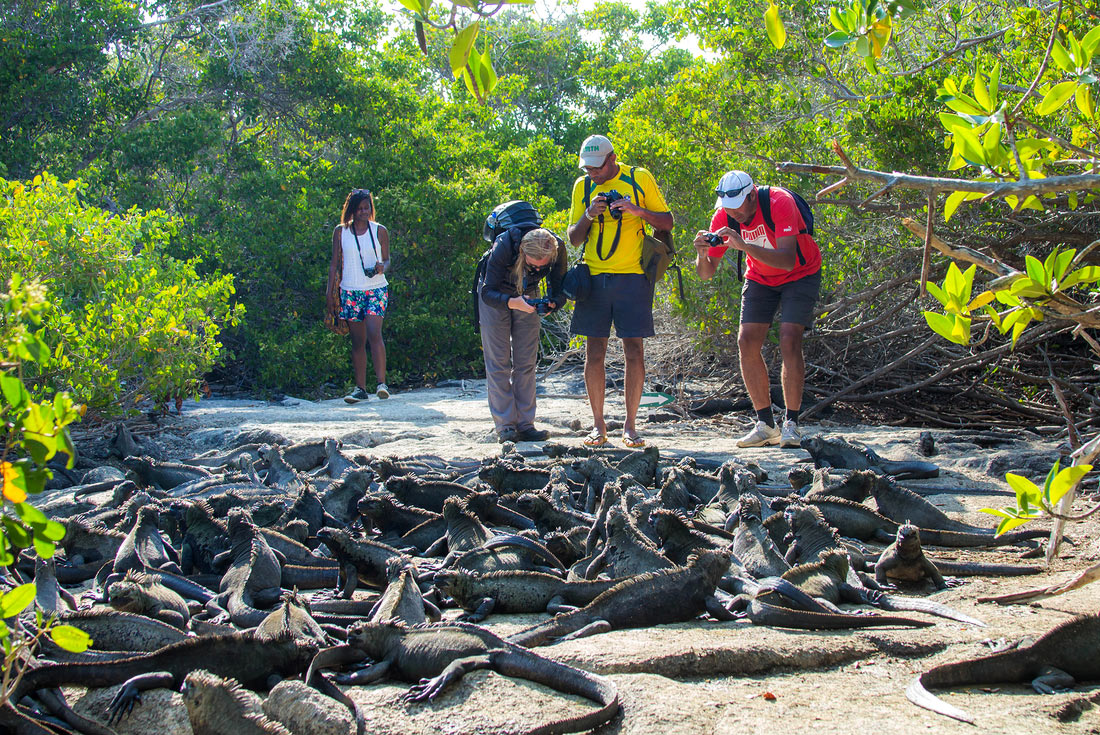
[693,171,821,448]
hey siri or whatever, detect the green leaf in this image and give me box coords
[449,23,480,78]
[32,536,55,559]
[923,311,961,343]
[924,281,948,306]
[0,374,27,409]
[1024,255,1047,288]
[765,2,786,50]
[1075,84,1095,118]
[952,126,985,164]
[824,31,855,49]
[995,515,1037,536]
[1050,39,1073,72]
[1036,81,1078,115]
[0,583,35,617]
[2,516,31,548]
[1082,26,1100,57]
[950,314,972,344]
[1047,464,1092,506]
[1005,472,1041,504]
[943,190,968,221]
[1052,248,1076,284]
[50,624,92,653]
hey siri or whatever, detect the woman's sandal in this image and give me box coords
[622,430,645,448]
[583,428,608,447]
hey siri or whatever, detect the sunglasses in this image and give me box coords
[352,188,371,197]
[715,182,751,198]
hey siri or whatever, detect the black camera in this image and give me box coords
[703,233,723,246]
[524,297,552,315]
[599,190,626,219]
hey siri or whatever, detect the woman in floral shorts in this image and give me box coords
[326,188,392,403]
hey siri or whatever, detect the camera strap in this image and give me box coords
[351,223,381,276]
[583,175,622,262]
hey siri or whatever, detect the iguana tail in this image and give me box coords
[490,648,619,734]
[872,592,986,627]
[749,599,933,630]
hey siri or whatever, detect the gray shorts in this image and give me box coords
[740,270,821,327]
[570,273,655,339]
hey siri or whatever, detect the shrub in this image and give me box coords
[0,173,244,414]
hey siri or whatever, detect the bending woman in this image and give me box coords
[327,188,391,403]
[479,227,567,442]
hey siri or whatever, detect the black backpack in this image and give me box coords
[725,186,814,280]
[483,200,542,243]
[471,201,543,332]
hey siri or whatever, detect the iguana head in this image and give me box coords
[896,523,921,549]
[688,547,733,584]
[516,492,548,515]
[800,436,823,454]
[820,549,850,579]
[347,619,406,657]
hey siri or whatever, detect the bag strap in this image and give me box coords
[328,231,344,300]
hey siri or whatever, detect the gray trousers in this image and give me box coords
[479,296,541,432]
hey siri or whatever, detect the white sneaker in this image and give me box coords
[780,419,801,448]
[736,420,781,448]
[376,383,390,399]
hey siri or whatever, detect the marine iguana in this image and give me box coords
[584,504,673,579]
[255,591,330,647]
[357,490,441,536]
[316,526,409,597]
[435,568,623,622]
[107,570,191,628]
[874,524,1041,589]
[650,508,724,565]
[800,436,940,479]
[182,669,292,735]
[509,549,734,648]
[866,475,1050,542]
[367,557,441,624]
[806,493,1049,547]
[516,492,593,535]
[745,576,933,630]
[123,455,214,490]
[384,474,472,513]
[207,508,283,626]
[478,459,553,492]
[907,614,1100,723]
[312,619,620,735]
[731,493,791,579]
[12,632,318,725]
[764,549,985,627]
[436,496,492,559]
[109,505,183,579]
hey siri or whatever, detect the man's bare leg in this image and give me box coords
[622,337,645,434]
[737,322,772,411]
[778,323,806,414]
[584,337,609,435]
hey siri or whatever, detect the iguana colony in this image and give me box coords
[14,428,1086,734]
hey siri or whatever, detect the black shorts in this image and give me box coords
[570,273,655,339]
[740,270,820,327]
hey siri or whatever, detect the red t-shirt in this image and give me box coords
[708,187,821,286]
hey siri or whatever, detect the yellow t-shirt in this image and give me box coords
[569,164,669,275]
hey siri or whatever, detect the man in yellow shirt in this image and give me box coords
[567,135,673,448]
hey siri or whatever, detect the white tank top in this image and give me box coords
[340,222,388,291]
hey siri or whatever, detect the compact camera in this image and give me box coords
[524,297,552,315]
[703,233,723,246]
[599,190,627,219]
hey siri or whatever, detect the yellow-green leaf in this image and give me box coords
[1047,464,1091,506]
[967,290,995,311]
[1036,80,1078,115]
[0,583,35,617]
[1005,472,1041,502]
[449,23,479,77]
[765,3,786,50]
[50,624,92,653]
[1075,84,1094,118]
[943,190,968,221]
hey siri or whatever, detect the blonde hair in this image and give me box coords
[512,228,559,294]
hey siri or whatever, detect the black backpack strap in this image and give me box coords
[628,166,641,207]
[725,210,744,281]
[584,172,622,262]
[583,175,592,208]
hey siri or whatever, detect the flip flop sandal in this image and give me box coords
[583,429,608,447]
[622,431,645,448]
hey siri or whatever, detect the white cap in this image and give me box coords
[578,135,614,169]
[714,170,755,209]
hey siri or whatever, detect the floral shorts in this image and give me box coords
[339,286,388,320]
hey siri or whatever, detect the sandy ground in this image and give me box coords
[66,375,1100,734]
